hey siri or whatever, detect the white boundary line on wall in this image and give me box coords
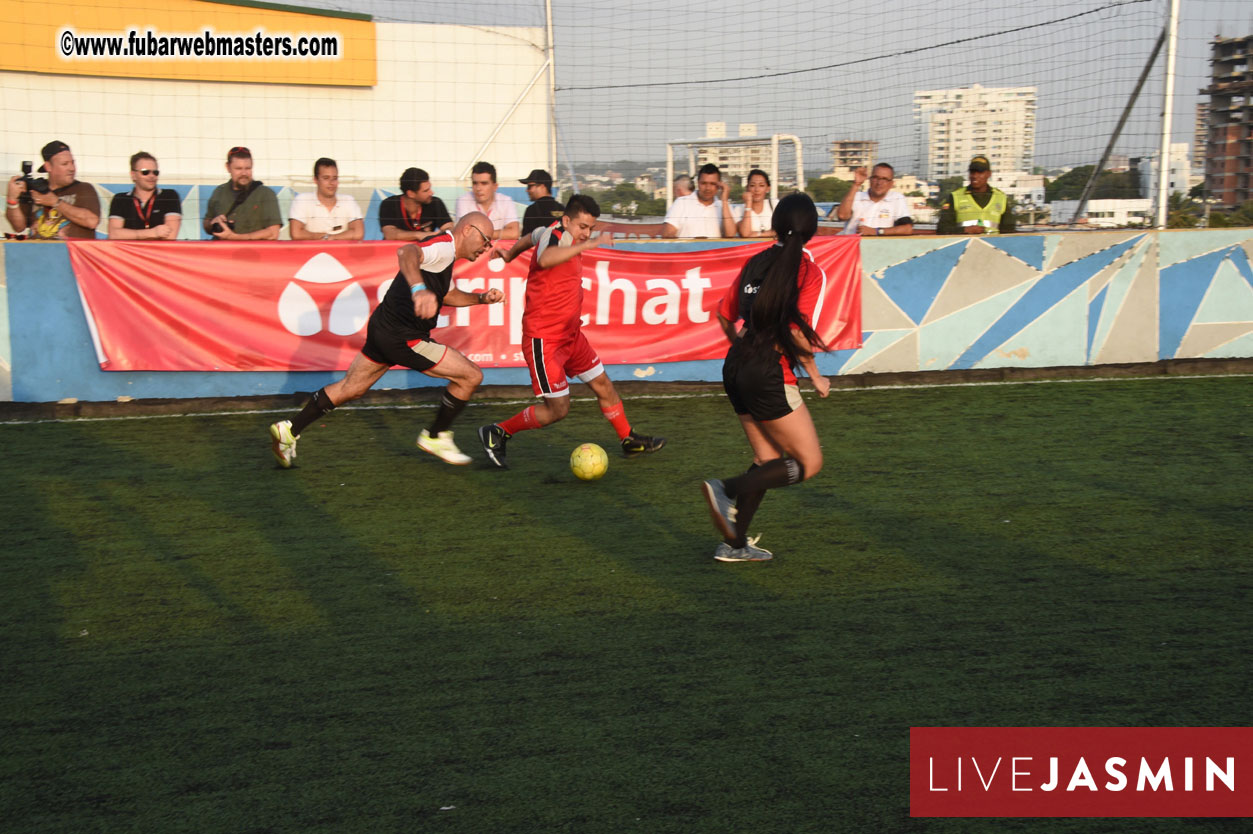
[0,372,1248,427]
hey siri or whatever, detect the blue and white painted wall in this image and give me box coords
[1,229,1250,403]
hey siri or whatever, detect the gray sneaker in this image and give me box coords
[715,542,773,562]
[702,479,737,539]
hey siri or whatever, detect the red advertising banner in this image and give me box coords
[66,238,861,372]
[911,727,1253,817]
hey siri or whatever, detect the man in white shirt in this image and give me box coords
[662,163,738,238]
[829,163,913,236]
[289,158,364,240]
[454,160,520,240]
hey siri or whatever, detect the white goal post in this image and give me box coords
[665,135,803,209]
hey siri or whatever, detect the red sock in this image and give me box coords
[601,402,631,441]
[499,405,540,436]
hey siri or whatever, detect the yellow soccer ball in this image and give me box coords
[570,442,609,481]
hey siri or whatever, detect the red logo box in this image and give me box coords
[911,727,1253,817]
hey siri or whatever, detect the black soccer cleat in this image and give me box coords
[621,432,666,458]
[478,423,510,469]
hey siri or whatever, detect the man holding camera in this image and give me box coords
[203,146,281,241]
[6,140,101,239]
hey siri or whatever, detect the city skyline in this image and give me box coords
[329,0,1246,174]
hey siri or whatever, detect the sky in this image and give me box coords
[309,0,1252,172]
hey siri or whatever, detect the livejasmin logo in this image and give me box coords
[928,753,1234,793]
[910,727,1253,818]
[276,252,717,343]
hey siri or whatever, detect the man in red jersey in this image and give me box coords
[477,194,665,469]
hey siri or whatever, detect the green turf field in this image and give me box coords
[1,376,1249,833]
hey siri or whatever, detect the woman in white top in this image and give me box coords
[737,169,775,238]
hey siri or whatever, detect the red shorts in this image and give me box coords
[523,331,604,398]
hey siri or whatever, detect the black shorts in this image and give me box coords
[722,341,803,421]
[361,319,448,372]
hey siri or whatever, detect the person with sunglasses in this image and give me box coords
[269,212,503,469]
[107,152,182,240]
[203,146,281,241]
[827,163,914,236]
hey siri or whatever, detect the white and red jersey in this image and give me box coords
[522,222,583,340]
[717,244,829,385]
[374,232,455,338]
[717,244,827,335]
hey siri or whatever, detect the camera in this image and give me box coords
[19,161,50,195]
[210,219,235,234]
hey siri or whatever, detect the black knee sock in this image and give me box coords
[428,390,468,435]
[291,388,336,436]
[729,464,766,548]
[724,457,805,500]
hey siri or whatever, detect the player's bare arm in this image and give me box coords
[493,234,535,264]
[791,329,830,397]
[717,312,739,343]
[536,231,613,270]
[443,287,506,307]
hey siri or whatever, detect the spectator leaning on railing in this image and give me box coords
[107,152,182,240]
[379,167,454,241]
[6,140,100,239]
[455,161,519,240]
[203,146,281,241]
[662,163,738,238]
[289,157,364,241]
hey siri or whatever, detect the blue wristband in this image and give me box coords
[410,283,426,295]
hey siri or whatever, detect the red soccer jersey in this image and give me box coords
[717,245,828,335]
[522,222,585,339]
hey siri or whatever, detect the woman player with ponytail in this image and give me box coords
[702,193,831,562]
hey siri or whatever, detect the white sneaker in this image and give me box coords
[417,429,472,465]
[714,535,773,562]
[270,420,298,468]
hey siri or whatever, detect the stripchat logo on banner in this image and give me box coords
[910,727,1253,818]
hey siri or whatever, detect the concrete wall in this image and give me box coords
[2,230,1252,403]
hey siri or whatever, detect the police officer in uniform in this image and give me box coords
[936,155,1016,236]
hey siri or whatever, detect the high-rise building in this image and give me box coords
[913,84,1036,181]
[829,140,878,178]
[1200,35,1252,207]
[698,122,772,181]
[1193,102,1209,175]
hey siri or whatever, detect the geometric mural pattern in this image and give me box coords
[816,231,1253,376]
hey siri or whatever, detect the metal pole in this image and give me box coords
[545,0,557,174]
[1156,0,1181,229]
[1073,30,1165,224]
[459,62,551,182]
[665,144,674,212]
[770,134,780,202]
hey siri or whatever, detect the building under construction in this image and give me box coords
[1201,35,1253,208]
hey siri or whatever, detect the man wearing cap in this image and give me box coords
[378,167,453,241]
[203,146,282,241]
[936,155,1016,236]
[5,140,100,239]
[454,161,519,240]
[519,169,565,235]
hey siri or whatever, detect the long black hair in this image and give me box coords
[746,192,827,368]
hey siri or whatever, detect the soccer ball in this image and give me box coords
[570,443,609,481]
